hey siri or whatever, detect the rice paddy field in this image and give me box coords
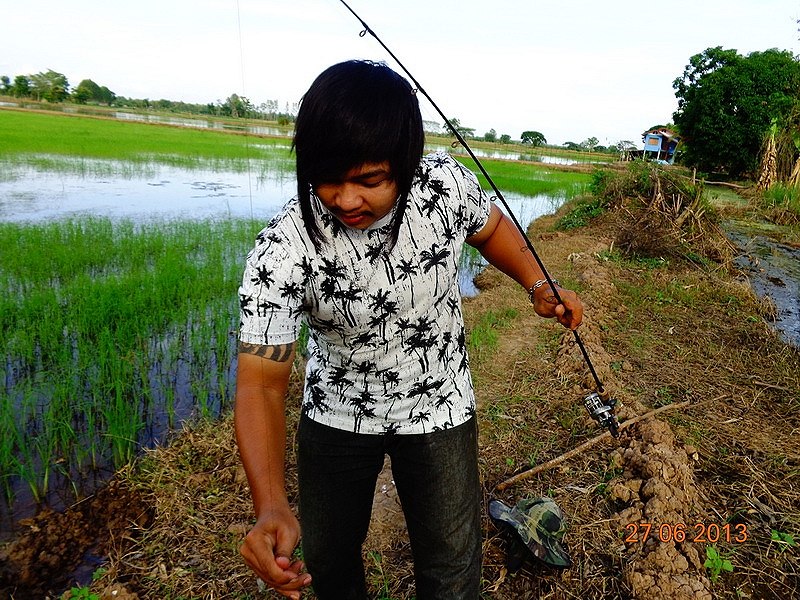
[0,107,592,531]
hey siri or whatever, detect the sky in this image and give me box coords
[2,0,798,147]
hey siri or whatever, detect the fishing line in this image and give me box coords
[336,0,614,419]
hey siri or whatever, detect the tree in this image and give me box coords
[72,79,101,104]
[0,76,9,94]
[97,86,116,105]
[218,93,256,118]
[29,69,69,102]
[73,79,116,105]
[10,75,30,98]
[615,140,637,152]
[483,128,497,143]
[520,130,546,146]
[444,117,475,139]
[499,134,511,144]
[581,137,599,152]
[672,46,800,177]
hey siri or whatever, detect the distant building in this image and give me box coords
[642,127,681,164]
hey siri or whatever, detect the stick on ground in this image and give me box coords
[494,399,697,492]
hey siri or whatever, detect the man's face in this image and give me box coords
[314,162,398,229]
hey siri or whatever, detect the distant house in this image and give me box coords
[642,127,681,164]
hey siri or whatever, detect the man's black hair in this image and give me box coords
[292,59,424,251]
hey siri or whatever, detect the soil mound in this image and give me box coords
[609,419,712,599]
[0,481,150,599]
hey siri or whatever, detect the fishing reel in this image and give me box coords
[584,391,619,437]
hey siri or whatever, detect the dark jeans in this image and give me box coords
[297,415,482,600]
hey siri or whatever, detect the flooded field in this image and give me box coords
[0,158,294,222]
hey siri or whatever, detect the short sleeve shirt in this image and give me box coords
[238,152,492,434]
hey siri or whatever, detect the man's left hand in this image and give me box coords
[532,284,583,330]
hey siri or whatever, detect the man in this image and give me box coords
[235,59,582,600]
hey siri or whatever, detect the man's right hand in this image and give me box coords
[240,505,312,599]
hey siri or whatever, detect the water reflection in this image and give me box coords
[0,160,295,222]
[1,157,567,294]
[113,111,288,137]
[728,224,800,347]
[425,143,608,165]
[459,192,565,296]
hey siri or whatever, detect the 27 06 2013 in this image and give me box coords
[624,522,749,544]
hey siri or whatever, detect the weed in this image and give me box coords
[770,529,797,551]
[653,386,678,407]
[555,196,607,230]
[704,545,734,582]
[60,586,100,600]
[367,551,393,599]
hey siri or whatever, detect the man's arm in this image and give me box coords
[466,203,583,330]
[234,341,311,599]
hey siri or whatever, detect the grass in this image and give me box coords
[0,108,295,177]
[760,182,800,224]
[0,217,262,502]
[467,307,519,360]
[453,154,591,199]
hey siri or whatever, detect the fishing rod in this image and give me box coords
[337,0,619,436]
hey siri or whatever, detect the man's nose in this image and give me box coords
[334,183,363,211]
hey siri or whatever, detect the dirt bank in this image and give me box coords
[1,197,798,599]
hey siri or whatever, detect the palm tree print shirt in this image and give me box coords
[238,152,491,434]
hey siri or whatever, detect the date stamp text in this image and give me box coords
[624,522,749,544]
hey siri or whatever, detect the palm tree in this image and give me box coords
[348,331,378,363]
[351,390,377,432]
[239,293,254,319]
[279,281,304,303]
[336,283,362,327]
[251,265,274,288]
[354,359,377,387]
[396,259,419,307]
[420,243,451,293]
[368,289,399,337]
[327,366,354,394]
[401,316,436,371]
[296,256,315,285]
[303,370,331,416]
[408,410,432,432]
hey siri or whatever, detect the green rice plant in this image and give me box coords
[454,155,591,198]
[0,216,263,502]
[0,109,292,171]
[0,393,19,502]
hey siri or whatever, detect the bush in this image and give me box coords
[560,161,734,265]
[760,183,800,225]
